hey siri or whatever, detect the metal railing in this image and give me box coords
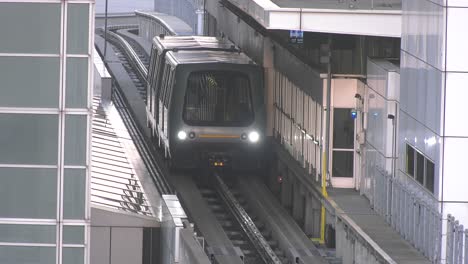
[273,69,322,179]
[446,215,468,264]
[100,27,148,81]
[371,168,442,262]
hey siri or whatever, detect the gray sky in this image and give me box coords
[95,0,153,14]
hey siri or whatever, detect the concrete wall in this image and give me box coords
[90,206,160,264]
[363,59,399,200]
[93,48,112,103]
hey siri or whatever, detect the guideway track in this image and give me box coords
[96,27,330,263]
[95,30,172,195]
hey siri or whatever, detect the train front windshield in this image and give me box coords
[183,71,254,126]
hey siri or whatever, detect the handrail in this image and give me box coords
[98,27,148,82]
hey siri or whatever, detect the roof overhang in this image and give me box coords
[229,0,402,38]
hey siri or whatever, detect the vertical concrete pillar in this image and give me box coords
[401,0,468,259]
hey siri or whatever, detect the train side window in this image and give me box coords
[164,68,175,107]
[147,49,155,109]
[153,52,165,102]
[151,52,161,105]
[159,64,170,104]
[149,50,158,87]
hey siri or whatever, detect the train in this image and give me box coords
[146,35,265,169]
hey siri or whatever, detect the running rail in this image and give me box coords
[213,172,283,264]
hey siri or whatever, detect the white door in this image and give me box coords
[330,108,355,188]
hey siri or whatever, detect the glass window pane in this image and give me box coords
[63,247,84,264]
[64,115,87,165]
[0,57,59,108]
[183,71,254,126]
[0,225,55,244]
[64,169,86,219]
[333,108,355,149]
[332,151,354,178]
[0,168,57,219]
[0,246,56,264]
[0,114,58,165]
[406,144,415,177]
[0,3,60,54]
[426,160,435,193]
[67,4,89,54]
[416,152,424,185]
[66,58,88,108]
[63,226,84,244]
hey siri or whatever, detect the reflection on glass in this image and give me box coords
[66,58,88,108]
[64,115,87,165]
[183,71,254,126]
[0,3,60,54]
[406,144,415,177]
[63,226,84,244]
[332,151,353,178]
[64,169,86,220]
[416,152,424,185]
[0,57,59,108]
[0,246,55,264]
[0,225,55,244]
[0,114,58,165]
[426,161,435,193]
[63,247,84,264]
[0,168,57,219]
[333,108,354,149]
[67,4,89,54]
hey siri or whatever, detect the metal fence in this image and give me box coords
[371,167,443,263]
[273,69,322,180]
[446,215,468,264]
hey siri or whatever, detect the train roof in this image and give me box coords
[152,36,237,53]
[166,49,255,66]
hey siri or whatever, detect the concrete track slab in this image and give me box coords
[171,174,243,264]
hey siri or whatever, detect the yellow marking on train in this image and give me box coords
[199,134,239,139]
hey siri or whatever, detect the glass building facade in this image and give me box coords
[0,1,93,264]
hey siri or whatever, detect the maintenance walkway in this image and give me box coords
[275,141,432,264]
[328,188,431,264]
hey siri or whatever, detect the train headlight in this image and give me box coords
[248,131,260,143]
[177,131,187,140]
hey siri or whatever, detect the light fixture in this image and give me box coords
[189,132,196,139]
[248,131,260,143]
[178,131,187,140]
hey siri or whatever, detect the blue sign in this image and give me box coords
[289,30,304,44]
